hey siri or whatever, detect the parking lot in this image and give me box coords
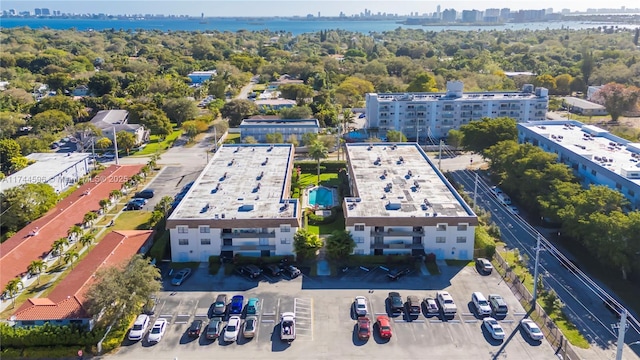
[103,262,556,360]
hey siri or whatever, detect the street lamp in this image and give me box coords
[630,341,640,346]
[532,234,546,305]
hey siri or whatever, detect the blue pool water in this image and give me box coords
[308,187,335,208]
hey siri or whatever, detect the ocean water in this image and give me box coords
[1,17,637,35]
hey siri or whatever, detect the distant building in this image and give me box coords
[167,144,301,262]
[343,143,477,259]
[72,85,90,97]
[365,81,549,140]
[442,8,457,22]
[1,153,91,193]
[89,110,149,146]
[187,70,217,84]
[239,118,320,142]
[587,86,603,102]
[500,8,511,20]
[254,99,297,112]
[267,75,304,91]
[563,97,608,116]
[461,9,483,22]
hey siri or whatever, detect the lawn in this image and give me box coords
[132,130,182,156]
[224,133,241,144]
[307,216,345,235]
[110,211,153,231]
[294,172,339,198]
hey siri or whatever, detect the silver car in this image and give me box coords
[171,268,192,286]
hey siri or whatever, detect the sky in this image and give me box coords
[2,0,638,17]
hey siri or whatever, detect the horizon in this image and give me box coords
[2,1,640,17]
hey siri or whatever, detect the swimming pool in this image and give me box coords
[307,186,336,208]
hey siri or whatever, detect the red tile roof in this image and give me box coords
[0,164,143,291]
[12,230,153,321]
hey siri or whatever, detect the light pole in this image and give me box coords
[615,310,629,360]
[532,234,546,305]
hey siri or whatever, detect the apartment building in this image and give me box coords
[343,143,477,260]
[365,81,548,140]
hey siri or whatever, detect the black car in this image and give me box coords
[125,202,143,211]
[134,189,155,199]
[205,318,223,340]
[387,268,410,280]
[262,264,282,276]
[388,292,404,313]
[187,320,203,338]
[237,265,262,278]
[282,265,301,278]
[212,294,228,317]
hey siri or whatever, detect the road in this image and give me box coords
[440,157,640,360]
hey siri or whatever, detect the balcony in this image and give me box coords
[371,228,424,237]
[221,230,276,239]
[371,242,424,250]
[221,244,276,251]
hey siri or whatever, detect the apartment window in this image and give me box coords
[177,226,188,234]
[281,225,291,233]
[199,226,210,233]
[436,237,446,243]
[456,236,467,243]
[457,224,467,231]
[354,237,365,244]
[581,164,586,170]
[629,190,635,197]
[436,224,447,231]
[280,238,291,244]
[178,239,189,245]
[354,224,365,231]
[200,238,211,245]
[616,183,622,190]
[591,170,597,176]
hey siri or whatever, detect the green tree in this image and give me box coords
[45,72,72,94]
[79,233,95,248]
[406,72,438,92]
[265,132,284,143]
[9,156,31,173]
[447,129,464,149]
[0,138,21,173]
[580,50,595,88]
[0,183,58,232]
[308,140,328,185]
[32,95,87,119]
[386,130,407,142]
[335,77,374,107]
[554,74,573,95]
[458,117,518,154]
[301,132,318,146]
[279,84,315,103]
[592,83,640,122]
[116,131,136,155]
[84,254,162,325]
[27,259,47,285]
[221,99,258,127]
[96,137,113,151]
[163,98,199,126]
[88,72,117,96]
[63,250,80,268]
[29,110,73,134]
[0,112,27,139]
[181,120,208,142]
[325,230,355,261]
[293,228,323,261]
[51,237,69,262]
[154,195,173,215]
[286,134,299,146]
[140,110,173,138]
[243,136,258,144]
[68,225,83,241]
[3,278,23,308]
[280,106,313,119]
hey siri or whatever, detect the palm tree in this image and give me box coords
[67,225,82,241]
[155,196,173,215]
[109,189,122,200]
[79,234,95,248]
[4,278,23,308]
[308,140,328,185]
[51,237,69,261]
[27,259,47,285]
[130,174,143,188]
[99,198,110,212]
[63,250,80,269]
[83,211,98,228]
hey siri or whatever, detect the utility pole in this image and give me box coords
[473,172,479,212]
[532,234,544,305]
[615,310,628,360]
[113,126,119,165]
[438,139,443,170]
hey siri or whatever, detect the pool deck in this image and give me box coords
[302,185,339,210]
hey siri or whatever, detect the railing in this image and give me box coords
[371,243,424,250]
[221,231,276,239]
[220,244,276,251]
[371,229,424,236]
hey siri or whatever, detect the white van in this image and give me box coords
[128,314,150,341]
[472,292,492,317]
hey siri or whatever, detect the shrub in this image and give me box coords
[475,226,497,259]
[0,323,104,349]
[305,206,342,225]
[425,252,437,263]
[208,256,221,275]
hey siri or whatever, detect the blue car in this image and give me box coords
[230,295,244,315]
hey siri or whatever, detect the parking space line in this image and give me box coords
[500,319,515,323]
[412,319,425,323]
[448,320,461,323]
[429,319,443,323]
[261,319,275,323]
[464,320,479,323]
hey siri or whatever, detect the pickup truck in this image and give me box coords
[436,291,457,315]
[280,312,296,342]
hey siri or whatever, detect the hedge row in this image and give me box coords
[474,226,497,259]
[294,161,346,172]
[0,323,103,349]
[306,206,342,225]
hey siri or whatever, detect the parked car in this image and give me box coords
[508,205,519,215]
[387,267,410,280]
[520,319,544,341]
[436,291,457,315]
[243,316,258,338]
[491,186,503,195]
[354,296,368,317]
[205,318,223,340]
[135,189,155,199]
[128,314,150,341]
[472,292,492,317]
[230,295,244,315]
[424,297,439,314]
[357,317,371,340]
[147,318,167,343]
[475,258,493,274]
[171,268,192,286]
[387,292,404,313]
[187,319,203,338]
[406,295,421,314]
[246,297,260,315]
[237,264,262,278]
[483,317,505,340]
[224,316,241,342]
[282,264,301,278]
[488,294,509,316]
[376,315,392,339]
[213,294,228,317]
[125,202,143,211]
[262,264,282,276]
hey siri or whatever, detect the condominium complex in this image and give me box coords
[519,120,640,209]
[166,144,301,262]
[343,143,477,260]
[365,81,549,140]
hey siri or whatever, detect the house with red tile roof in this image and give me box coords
[0,164,143,293]
[10,230,154,329]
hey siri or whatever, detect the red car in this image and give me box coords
[376,315,392,339]
[357,317,371,340]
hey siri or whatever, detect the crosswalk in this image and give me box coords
[294,297,313,340]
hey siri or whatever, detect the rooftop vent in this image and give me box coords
[228,159,235,166]
[234,147,240,153]
[221,172,228,181]
[257,171,264,180]
[239,204,254,212]
[268,145,274,152]
[253,183,261,193]
[368,144,373,150]
[374,157,381,165]
[385,202,402,210]
[262,157,269,166]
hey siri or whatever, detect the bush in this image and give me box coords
[475,226,497,259]
[100,314,135,353]
[305,206,342,225]
[208,256,221,275]
[425,252,436,263]
[0,323,104,349]
[293,161,346,173]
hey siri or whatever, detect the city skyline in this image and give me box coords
[2,0,640,17]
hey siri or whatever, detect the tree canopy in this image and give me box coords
[0,183,58,233]
[458,117,518,154]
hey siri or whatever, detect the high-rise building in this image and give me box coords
[461,10,483,23]
[442,8,456,22]
[365,81,549,140]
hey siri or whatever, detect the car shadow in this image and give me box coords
[467,302,487,319]
[120,332,138,347]
[217,334,233,347]
[270,324,291,352]
[371,322,390,344]
[480,324,504,346]
[352,323,368,346]
[198,334,216,346]
[402,306,420,322]
[350,303,358,320]
[237,334,253,345]
[179,332,198,345]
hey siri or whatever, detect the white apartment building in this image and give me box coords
[343,143,478,260]
[166,144,302,262]
[365,81,549,140]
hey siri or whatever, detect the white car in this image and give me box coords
[224,316,241,342]
[424,297,439,314]
[147,318,167,343]
[128,314,150,341]
[472,292,492,317]
[483,317,505,340]
[354,296,368,316]
[520,319,544,341]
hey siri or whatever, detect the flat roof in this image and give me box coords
[369,91,545,102]
[240,118,319,127]
[168,144,297,221]
[1,153,90,192]
[563,97,606,110]
[254,99,297,106]
[344,143,475,219]
[519,121,640,184]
